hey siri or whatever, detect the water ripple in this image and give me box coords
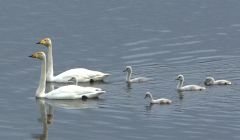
[161,40,202,47]
[121,51,170,60]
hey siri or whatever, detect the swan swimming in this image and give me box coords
[176,74,206,91]
[123,66,150,83]
[36,38,110,83]
[144,92,172,104]
[29,51,105,100]
[204,77,231,86]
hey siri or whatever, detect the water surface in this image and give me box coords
[0,0,240,140]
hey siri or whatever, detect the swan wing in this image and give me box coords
[53,68,110,82]
[154,98,172,104]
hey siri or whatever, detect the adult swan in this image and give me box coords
[29,51,105,99]
[36,38,110,83]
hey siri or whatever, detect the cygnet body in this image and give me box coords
[204,77,231,86]
[123,66,150,83]
[144,92,172,104]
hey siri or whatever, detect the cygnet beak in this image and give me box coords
[123,69,127,72]
[67,77,74,82]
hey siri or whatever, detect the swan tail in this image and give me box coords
[80,91,105,99]
[103,73,111,77]
[93,73,110,81]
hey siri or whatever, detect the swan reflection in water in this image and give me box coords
[32,99,51,140]
[32,83,103,140]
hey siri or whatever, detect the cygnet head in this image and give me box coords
[204,77,215,86]
[36,37,52,47]
[29,51,46,60]
[123,66,132,73]
[176,74,184,81]
[68,76,78,84]
[144,92,152,99]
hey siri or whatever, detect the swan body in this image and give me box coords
[204,77,231,86]
[29,51,105,100]
[51,68,110,83]
[44,85,105,100]
[144,92,172,104]
[123,66,150,83]
[36,38,110,83]
[176,74,206,91]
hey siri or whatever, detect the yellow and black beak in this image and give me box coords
[36,39,44,45]
[29,54,37,58]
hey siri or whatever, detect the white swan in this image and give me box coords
[176,74,206,91]
[123,66,150,83]
[204,77,231,86]
[144,92,172,104]
[36,38,110,83]
[29,51,105,100]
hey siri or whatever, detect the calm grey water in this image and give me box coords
[0,0,240,140]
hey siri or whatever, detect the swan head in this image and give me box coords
[144,92,152,99]
[204,77,215,86]
[123,66,132,73]
[36,37,52,47]
[176,74,184,81]
[29,51,46,60]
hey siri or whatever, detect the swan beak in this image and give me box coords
[123,69,127,72]
[36,41,40,44]
[29,54,37,58]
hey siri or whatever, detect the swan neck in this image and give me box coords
[36,56,46,98]
[177,79,183,89]
[47,45,54,81]
[126,70,132,82]
[74,78,78,85]
[149,94,154,101]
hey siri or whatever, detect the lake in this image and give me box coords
[0,0,240,140]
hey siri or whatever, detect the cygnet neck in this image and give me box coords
[126,69,132,82]
[177,79,184,89]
